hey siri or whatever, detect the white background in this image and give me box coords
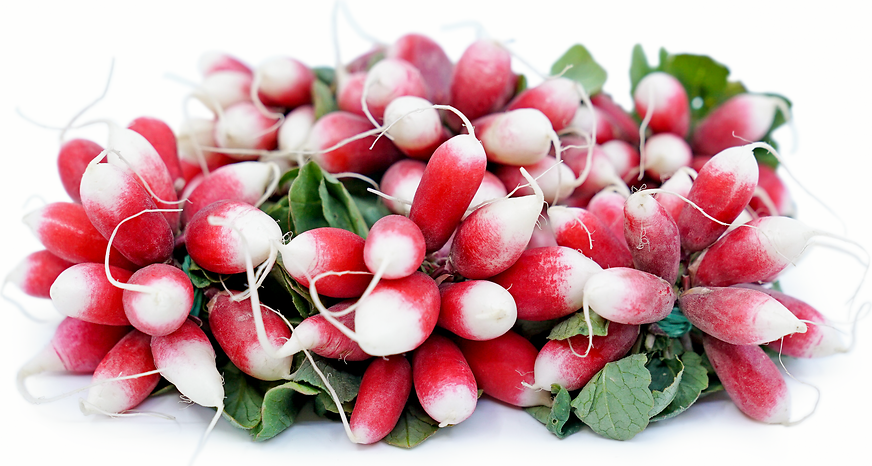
[1,1,870,465]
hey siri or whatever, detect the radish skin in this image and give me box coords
[6,250,74,299]
[281,301,371,361]
[437,280,517,341]
[50,263,134,326]
[278,227,371,299]
[122,264,194,337]
[412,333,477,427]
[582,267,676,325]
[349,354,412,444]
[81,329,161,415]
[57,138,104,203]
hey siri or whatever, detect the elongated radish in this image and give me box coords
[303,110,402,175]
[17,317,130,404]
[437,280,517,341]
[198,50,252,76]
[277,104,316,153]
[750,163,795,217]
[676,144,760,252]
[180,160,280,226]
[565,104,614,144]
[382,95,449,160]
[206,292,291,380]
[127,116,184,191]
[121,264,194,337]
[582,267,676,325]
[363,214,426,279]
[176,117,235,183]
[679,286,807,345]
[691,93,789,156]
[447,38,516,130]
[449,168,544,279]
[532,322,639,391]
[490,246,602,321]
[640,132,692,181]
[409,133,487,252]
[412,333,477,427]
[57,138,104,203]
[600,139,641,182]
[361,57,428,124]
[80,329,161,415]
[633,71,690,137]
[386,33,454,104]
[547,205,634,269]
[653,168,695,221]
[560,139,629,203]
[507,77,579,132]
[50,262,133,326]
[702,333,790,424]
[253,56,315,109]
[185,199,282,275]
[476,108,558,166]
[349,354,412,444]
[213,101,280,153]
[623,190,681,284]
[278,227,371,299]
[380,158,425,215]
[6,250,74,299]
[586,189,628,239]
[590,93,640,144]
[494,155,575,203]
[455,330,552,407]
[22,202,137,270]
[192,70,253,113]
[280,301,371,361]
[467,170,509,214]
[336,71,368,117]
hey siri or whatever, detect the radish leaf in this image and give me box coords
[572,354,653,440]
[551,44,607,95]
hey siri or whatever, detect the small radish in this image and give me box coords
[303,110,402,175]
[476,108,558,166]
[382,95,449,160]
[590,93,640,145]
[676,144,760,253]
[532,322,640,391]
[380,158,426,215]
[121,263,194,337]
[691,93,790,156]
[600,139,641,182]
[80,329,161,415]
[127,116,184,191]
[702,333,790,424]
[277,104,316,153]
[565,104,615,144]
[280,301,371,361]
[6,250,74,299]
[449,168,545,279]
[336,71,368,117]
[213,101,280,153]
[185,199,282,275]
[586,189,629,239]
[176,117,235,183]
[489,246,602,321]
[633,71,690,137]
[679,286,807,345]
[409,133,487,252]
[749,163,795,217]
[582,267,676,325]
[412,333,477,427]
[360,57,429,124]
[494,155,576,203]
[23,202,137,270]
[363,214,426,280]
[547,205,634,270]
[467,170,509,214]
[640,132,693,181]
[653,168,695,221]
[252,56,315,109]
[559,139,629,202]
[180,160,280,226]
[506,77,579,132]
[455,330,552,408]
[348,354,412,444]
[623,190,681,284]
[49,262,134,326]
[437,280,517,341]
[277,227,371,299]
[198,50,252,76]
[17,317,130,404]
[386,33,454,104]
[57,138,104,203]
[447,38,516,129]
[192,70,253,113]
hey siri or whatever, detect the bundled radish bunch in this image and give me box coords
[9,23,865,455]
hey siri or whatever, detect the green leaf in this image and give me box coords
[263,265,315,320]
[312,66,336,86]
[312,79,337,119]
[342,177,392,229]
[652,351,709,421]
[550,44,608,95]
[251,380,319,441]
[289,162,331,234]
[384,396,440,448]
[548,310,609,340]
[525,385,582,439]
[514,73,528,96]
[654,306,693,338]
[646,357,684,418]
[660,52,731,121]
[321,172,369,238]
[572,354,653,440]
[221,362,265,430]
[629,44,653,95]
[291,356,362,404]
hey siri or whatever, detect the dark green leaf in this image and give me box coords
[548,310,609,340]
[646,357,684,418]
[289,162,330,234]
[652,351,709,421]
[513,318,561,341]
[321,172,369,238]
[251,380,319,441]
[550,44,607,95]
[312,79,337,119]
[514,73,528,96]
[291,356,362,404]
[525,385,582,439]
[342,178,392,229]
[312,66,336,86]
[263,265,315,320]
[661,53,731,121]
[655,306,693,338]
[221,362,265,430]
[572,354,653,440]
[629,44,653,94]
[384,396,440,448]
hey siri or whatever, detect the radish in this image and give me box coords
[679,286,807,345]
[455,330,552,408]
[506,77,580,132]
[532,322,640,391]
[127,116,184,191]
[436,280,517,341]
[749,163,795,217]
[386,32,454,104]
[303,110,402,175]
[80,329,161,415]
[449,168,545,279]
[447,38,516,130]
[120,263,194,337]
[600,139,641,182]
[50,262,134,326]
[653,168,695,221]
[691,93,790,156]
[409,133,487,252]
[180,160,280,226]
[176,117,235,183]
[192,69,253,113]
[206,291,292,380]
[278,227,371,299]
[565,104,614,144]
[57,138,104,203]
[198,50,251,76]
[363,214,426,280]
[23,202,137,270]
[382,95,449,160]
[490,246,602,321]
[379,158,426,215]
[467,169,509,214]
[185,199,282,276]
[676,144,760,252]
[590,93,640,145]
[412,333,477,427]
[582,267,676,325]
[280,301,371,361]
[476,108,559,166]
[17,317,130,404]
[213,101,280,153]
[6,250,74,299]
[546,205,634,270]
[336,71,368,117]
[586,189,629,239]
[633,71,690,137]
[640,132,693,181]
[360,57,429,124]
[623,190,681,284]
[348,354,412,444]
[702,333,790,424]
[277,104,316,154]
[559,139,630,203]
[494,155,576,203]
[252,56,315,109]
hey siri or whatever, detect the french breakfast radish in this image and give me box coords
[6,250,74,299]
[180,160,280,226]
[348,354,412,444]
[582,267,676,325]
[640,132,693,181]
[633,71,690,137]
[447,38,516,130]
[253,56,315,109]
[80,329,161,415]
[386,33,454,104]
[691,93,789,156]
[57,138,104,203]
[360,57,429,124]
[476,108,558,166]
[546,205,634,269]
[623,190,681,284]
[412,333,477,427]
[192,69,253,113]
[49,262,133,326]
[437,280,517,341]
[506,77,579,132]
[382,95,449,160]
[379,158,425,215]
[303,110,402,175]
[127,116,184,191]
[363,214,426,280]
[278,226,371,299]
[213,101,280,153]
[280,301,371,361]
[121,263,194,337]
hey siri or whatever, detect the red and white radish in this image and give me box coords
[127,116,184,191]
[386,33,454,104]
[303,110,402,175]
[477,108,559,166]
[633,71,690,137]
[547,205,634,270]
[348,354,412,444]
[412,333,477,427]
[623,190,682,284]
[640,132,692,181]
[379,158,426,215]
[192,70,253,113]
[437,280,517,341]
[50,262,133,326]
[213,101,280,153]
[382,95,449,160]
[121,264,194,337]
[506,77,579,132]
[280,301,371,361]
[363,214,426,280]
[582,267,676,325]
[180,160,280,226]
[252,56,315,109]
[360,57,428,124]
[57,138,104,203]
[691,93,789,156]
[6,250,74,299]
[447,38,516,130]
[80,329,161,415]
[278,226,371,299]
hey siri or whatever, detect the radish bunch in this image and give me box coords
[9,16,867,457]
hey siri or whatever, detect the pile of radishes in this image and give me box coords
[7,19,868,458]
